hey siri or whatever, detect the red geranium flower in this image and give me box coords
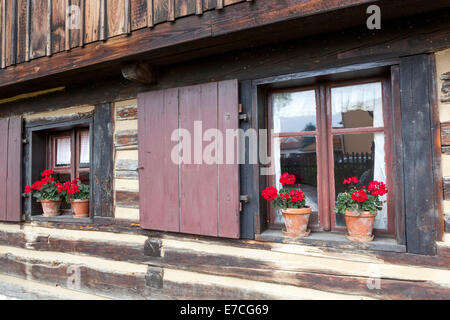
[24,185,33,193]
[41,169,54,177]
[368,181,387,197]
[351,189,368,203]
[261,186,278,201]
[280,173,296,186]
[289,189,305,203]
[343,176,359,185]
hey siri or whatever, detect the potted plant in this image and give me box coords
[334,177,388,242]
[65,179,90,218]
[261,173,311,238]
[24,170,66,217]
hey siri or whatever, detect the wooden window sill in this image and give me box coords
[31,213,92,224]
[255,229,406,253]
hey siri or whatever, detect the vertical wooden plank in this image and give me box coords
[84,0,100,43]
[218,79,240,238]
[146,0,153,27]
[180,83,219,237]
[6,116,22,222]
[69,0,81,49]
[175,0,194,18]
[51,0,66,53]
[106,0,125,38]
[195,0,202,15]
[0,118,8,221]
[216,0,223,10]
[16,0,27,63]
[79,0,84,46]
[10,0,17,64]
[124,0,131,34]
[167,0,174,21]
[47,0,52,56]
[400,55,439,255]
[153,0,167,24]
[4,0,14,66]
[92,104,114,217]
[131,0,146,30]
[138,88,180,232]
[99,0,106,40]
[1,0,6,68]
[64,0,70,51]
[25,0,30,61]
[29,0,48,59]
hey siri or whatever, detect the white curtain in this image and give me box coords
[80,131,90,164]
[373,132,387,229]
[331,82,384,128]
[56,137,71,166]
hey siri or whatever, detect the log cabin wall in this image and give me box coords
[0,3,449,299]
[438,49,450,235]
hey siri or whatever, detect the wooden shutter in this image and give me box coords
[0,116,22,222]
[138,80,240,238]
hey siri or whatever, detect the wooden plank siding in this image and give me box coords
[0,0,249,71]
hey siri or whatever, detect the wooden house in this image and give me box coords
[0,0,449,299]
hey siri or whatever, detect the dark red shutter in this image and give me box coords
[138,80,240,238]
[0,116,22,222]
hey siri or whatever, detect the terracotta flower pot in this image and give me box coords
[281,207,312,238]
[345,210,377,242]
[40,200,62,217]
[71,199,90,218]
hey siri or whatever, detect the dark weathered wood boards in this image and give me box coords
[0,116,22,222]
[138,80,240,238]
[400,55,440,255]
[92,104,114,217]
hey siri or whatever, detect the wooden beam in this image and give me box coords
[121,62,157,84]
[0,0,450,90]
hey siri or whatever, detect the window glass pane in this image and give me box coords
[331,82,383,129]
[272,90,317,133]
[80,131,90,166]
[333,133,387,229]
[273,136,318,224]
[56,137,71,166]
[79,172,90,185]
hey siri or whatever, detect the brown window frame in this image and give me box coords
[267,76,395,236]
[47,128,91,183]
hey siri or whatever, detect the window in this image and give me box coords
[48,129,91,186]
[25,119,93,219]
[268,78,393,235]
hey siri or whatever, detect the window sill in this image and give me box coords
[31,213,93,224]
[255,229,406,253]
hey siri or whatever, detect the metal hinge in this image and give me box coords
[22,138,29,144]
[238,103,249,122]
[239,195,249,212]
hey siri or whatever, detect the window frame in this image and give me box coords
[266,76,396,236]
[24,118,94,220]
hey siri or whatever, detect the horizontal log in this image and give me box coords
[116,104,137,121]
[115,170,139,179]
[0,254,164,299]
[116,190,140,208]
[0,230,147,263]
[444,177,450,200]
[115,130,138,150]
[115,159,139,171]
[441,122,450,146]
[442,78,450,103]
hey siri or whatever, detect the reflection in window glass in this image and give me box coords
[80,131,90,167]
[272,90,317,133]
[331,82,383,129]
[333,133,387,229]
[56,137,71,166]
[273,137,318,224]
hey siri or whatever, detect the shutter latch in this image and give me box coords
[238,104,249,122]
[239,195,249,212]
